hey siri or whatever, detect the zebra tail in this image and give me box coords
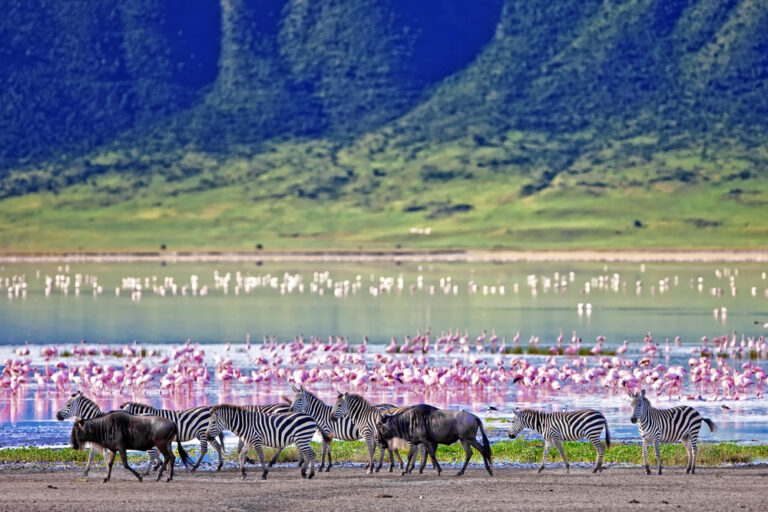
[218,431,225,453]
[703,418,716,433]
[604,420,611,449]
[320,426,333,443]
[175,435,193,469]
[477,418,493,463]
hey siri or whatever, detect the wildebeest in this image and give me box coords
[70,411,192,483]
[376,404,493,477]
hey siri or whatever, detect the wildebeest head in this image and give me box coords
[330,391,348,422]
[56,391,84,421]
[290,384,307,413]
[70,417,87,450]
[628,389,647,424]
[507,409,525,439]
[375,411,396,445]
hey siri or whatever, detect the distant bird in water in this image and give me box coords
[721,405,731,410]
[487,406,498,412]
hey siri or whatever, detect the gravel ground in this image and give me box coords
[0,464,765,511]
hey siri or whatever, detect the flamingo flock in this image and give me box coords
[3,330,768,405]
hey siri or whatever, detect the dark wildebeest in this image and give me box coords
[70,411,192,483]
[376,404,493,477]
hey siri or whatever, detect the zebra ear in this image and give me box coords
[300,384,305,391]
[76,417,85,427]
[292,384,299,393]
[626,390,634,398]
[337,390,343,397]
[641,389,646,397]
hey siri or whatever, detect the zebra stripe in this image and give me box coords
[56,392,113,476]
[507,408,610,473]
[233,404,294,466]
[120,402,225,471]
[628,390,716,475]
[207,404,316,480]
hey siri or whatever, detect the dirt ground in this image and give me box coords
[0,465,765,511]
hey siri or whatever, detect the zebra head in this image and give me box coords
[507,409,525,439]
[330,391,349,422]
[206,407,223,441]
[290,384,307,413]
[56,391,85,421]
[628,389,647,424]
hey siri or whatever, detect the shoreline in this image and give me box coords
[1,248,767,263]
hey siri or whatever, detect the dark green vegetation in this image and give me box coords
[2,441,766,467]
[2,0,768,251]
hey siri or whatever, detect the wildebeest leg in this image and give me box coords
[156,440,175,482]
[538,441,551,473]
[103,450,116,483]
[457,439,473,476]
[191,436,208,471]
[469,438,493,476]
[425,442,441,476]
[390,447,403,473]
[402,445,416,476]
[118,448,143,482]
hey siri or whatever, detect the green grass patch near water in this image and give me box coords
[4,441,766,467]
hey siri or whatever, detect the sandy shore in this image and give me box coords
[1,249,767,263]
[1,465,765,511]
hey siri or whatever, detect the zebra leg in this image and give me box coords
[375,444,387,473]
[592,440,606,473]
[239,438,256,465]
[83,447,95,476]
[457,439,472,476]
[149,447,162,471]
[319,440,327,471]
[299,442,315,479]
[642,440,651,475]
[191,437,208,471]
[554,441,569,473]
[118,448,143,482]
[253,442,268,480]
[538,441,551,473]
[267,447,284,467]
[239,442,251,480]
[208,437,225,472]
[653,439,662,475]
[690,441,698,475]
[103,450,116,483]
[418,443,427,474]
[365,436,376,475]
[326,439,333,472]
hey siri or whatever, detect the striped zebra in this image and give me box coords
[55,391,153,476]
[507,408,611,473]
[330,391,411,474]
[206,404,321,480]
[628,390,716,475]
[120,402,225,471]
[232,403,296,467]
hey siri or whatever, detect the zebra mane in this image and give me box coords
[346,393,374,409]
[75,394,102,412]
[122,401,156,411]
[210,404,242,414]
[301,389,327,406]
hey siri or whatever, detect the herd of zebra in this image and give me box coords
[56,387,716,481]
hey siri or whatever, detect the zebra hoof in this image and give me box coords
[242,472,248,480]
[658,470,662,475]
[308,472,315,480]
[455,471,464,477]
[137,476,143,483]
[166,477,172,482]
[401,471,407,476]
[324,467,331,473]
[102,478,109,483]
[388,467,394,473]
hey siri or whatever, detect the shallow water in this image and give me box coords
[1,261,768,445]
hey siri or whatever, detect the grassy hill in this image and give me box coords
[1,0,767,252]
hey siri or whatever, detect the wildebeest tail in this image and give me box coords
[174,433,193,468]
[703,417,716,433]
[477,417,493,463]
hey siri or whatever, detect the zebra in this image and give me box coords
[206,404,321,480]
[229,403,297,467]
[507,408,611,473]
[628,389,716,475]
[331,391,416,474]
[120,402,225,471]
